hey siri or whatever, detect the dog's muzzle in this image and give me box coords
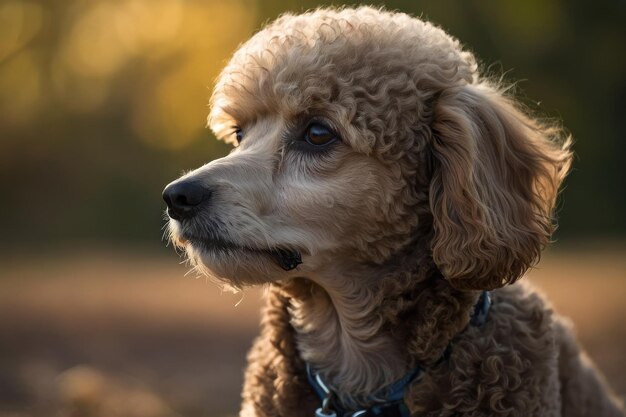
[163,179,303,271]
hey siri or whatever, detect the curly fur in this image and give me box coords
[164,6,624,417]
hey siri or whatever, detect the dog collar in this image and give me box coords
[307,363,420,417]
[306,291,492,417]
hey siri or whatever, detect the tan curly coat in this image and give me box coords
[165,7,625,417]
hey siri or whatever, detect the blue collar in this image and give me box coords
[306,291,492,417]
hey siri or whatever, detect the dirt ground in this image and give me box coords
[0,246,624,417]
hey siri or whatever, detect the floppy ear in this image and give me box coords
[429,82,572,290]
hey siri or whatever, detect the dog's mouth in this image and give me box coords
[268,247,303,271]
[182,235,302,271]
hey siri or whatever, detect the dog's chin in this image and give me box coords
[192,244,275,286]
[179,239,300,288]
[167,221,302,286]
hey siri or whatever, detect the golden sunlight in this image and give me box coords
[0,0,257,147]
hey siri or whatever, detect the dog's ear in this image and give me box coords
[429,82,572,290]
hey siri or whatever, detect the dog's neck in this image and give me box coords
[282,256,478,408]
[286,270,407,408]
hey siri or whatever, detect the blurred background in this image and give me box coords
[0,0,624,416]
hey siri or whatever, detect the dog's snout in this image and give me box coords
[163,181,209,221]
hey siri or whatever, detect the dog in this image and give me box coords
[163,7,624,417]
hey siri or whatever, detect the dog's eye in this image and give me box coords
[305,123,337,146]
[233,127,243,144]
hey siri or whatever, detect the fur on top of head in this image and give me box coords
[170,6,571,291]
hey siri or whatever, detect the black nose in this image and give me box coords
[162,181,208,220]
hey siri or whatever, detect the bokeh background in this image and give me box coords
[1,1,625,416]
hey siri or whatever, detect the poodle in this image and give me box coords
[163,7,624,417]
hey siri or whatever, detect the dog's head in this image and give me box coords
[164,7,571,290]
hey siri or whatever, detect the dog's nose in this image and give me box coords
[162,181,208,221]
